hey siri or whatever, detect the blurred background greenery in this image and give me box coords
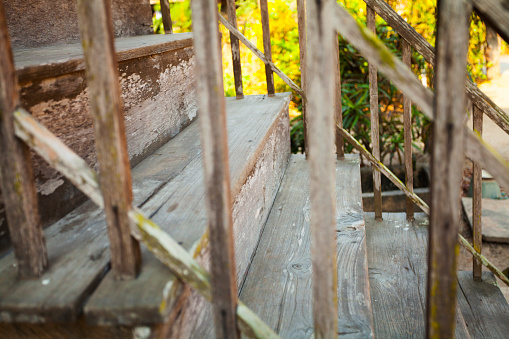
[151,0,501,164]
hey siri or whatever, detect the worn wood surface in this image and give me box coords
[0,94,289,325]
[297,0,308,153]
[218,14,305,100]
[331,1,509,195]
[191,0,239,337]
[238,155,373,338]
[457,271,509,339]
[333,32,344,158]
[160,0,173,34]
[367,6,382,221]
[226,0,243,99]
[362,0,509,137]
[0,2,47,277]
[472,0,509,44]
[427,0,471,337]
[365,213,471,338]
[462,197,509,244]
[260,0,275,96]
[402,39,414,221]
[472,105,483,280]
[77,0,141,279]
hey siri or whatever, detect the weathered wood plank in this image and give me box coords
[190,0,239,337]
[239,155,374,338]
[330,1,509,195]
[218,13,305,100]
[306,0,338,337]
[457,271,509,339]
[77,0,140,279]
[333,32,344,158]
[160,0,173,34]
[362,0,509,137]
[472,105,483,280]
[402,39,414,221]
[297,0,308,153]
[366,213,471,338]
[260,0,275,96]
[367,5,382,221]
[462,197,509,244]
[427,0,471,337]
[471,0,509,44]
[0,1,47,277]
[226,0,243,98]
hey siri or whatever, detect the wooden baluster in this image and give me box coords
[402,39,414,220]
[334,32,344,159]
[160,0,173,34]
[226,0,243,99]
[297,0,308,154]
[306,0,338,337]
[0,1,48,277]
[426,0,471,337]
[190,1,239,338]
[77,0,141,280]
[367,5,382,220]
[260,0,275,96]
[473,104,483,281]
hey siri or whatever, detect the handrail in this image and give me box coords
[362,0,509,136]
[13,106,281,339]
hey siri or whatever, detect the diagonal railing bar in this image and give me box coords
[363,0,509,136]
[331,1,509,191]
[471,0,509,44]
[217,13,306,100]
[13,107,281,339]
[337,125,509,287]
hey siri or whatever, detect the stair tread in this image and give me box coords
[457,271,509,338]
[365,212,470,338]
[0,93,290,325]
[237,154,374,338]
[14,33,193,82]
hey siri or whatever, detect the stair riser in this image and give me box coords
[167,105,291,339]
[0,44,197,253]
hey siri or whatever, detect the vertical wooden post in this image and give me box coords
[226,0,244,99]
[426,0,471,337]
[297,0,308,155]
[160,0,173,34]
[190,1,239,338]
[367,6,382,220]
[402,39,414,221]
[77,0,141,280]
[0,1,48,278]
[306,0,337,337]
[334,32,344,159]
[472,105,483,281]
[260,0,275,96]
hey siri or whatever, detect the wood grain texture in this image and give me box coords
[77,0,141,280]
[297,0,308,153]
[365,213,471,339]
[0,1,47,277]
[334,32,344,159]
[472,105,483,280]
[218,14,305,100]
[260,0,275,96]
[239,155,374,338]
[362,0,509,137]
[462,197,509,244]
[226,0,243,98]
[427,0,471,337]
[306,0,338,337]
[190,0,238,337]
[402,39,414,221]
[472,0,509,44]
[367,6,382,221]
[160,0,173,34]
[457,271,509,339]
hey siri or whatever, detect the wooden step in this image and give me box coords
[457,271,509,338]
[0,94,291,329]
[365,213,471,338]
[194,154,374,338]
[0,33,196,253]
